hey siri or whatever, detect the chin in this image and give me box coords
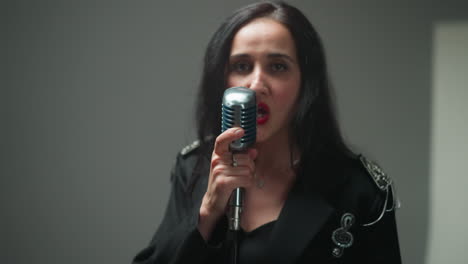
[254,128,265,143]
[254,123,289,146]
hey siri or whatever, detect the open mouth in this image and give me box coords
[257,102,270,125]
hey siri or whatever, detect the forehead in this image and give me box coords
[230,18,296,56]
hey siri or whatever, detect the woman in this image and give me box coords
[133,1,401,263]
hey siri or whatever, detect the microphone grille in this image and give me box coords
[221,87,256,151]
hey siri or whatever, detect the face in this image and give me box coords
[226,18,301,144]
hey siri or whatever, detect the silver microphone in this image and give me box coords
[221,87,256,231]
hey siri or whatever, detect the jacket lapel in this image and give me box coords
[266,183,335,264]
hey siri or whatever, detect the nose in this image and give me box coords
[246,67,267,95]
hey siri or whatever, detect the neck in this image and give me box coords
[254,131,299,181]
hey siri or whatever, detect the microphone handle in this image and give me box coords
[228,148,246,231]
[229,187,244,231]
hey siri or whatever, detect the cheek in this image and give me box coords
[281,94,299,112]
[226,76,233,87]
[226,75,241,88]
[278,81,301,106]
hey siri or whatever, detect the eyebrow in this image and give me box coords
[229,53,296,63]
[268,53,296,63]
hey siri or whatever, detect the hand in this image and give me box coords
[197,127,257,241]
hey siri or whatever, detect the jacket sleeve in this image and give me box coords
[357,185,402,264]
[343,155,402,263]
[132,153,224,264]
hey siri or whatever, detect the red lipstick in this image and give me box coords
[257,102,269,125]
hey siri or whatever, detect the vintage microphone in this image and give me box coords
[221,87,256,264]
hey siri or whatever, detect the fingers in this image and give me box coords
[199,128,257,239]
[211,152,255,174]
[210,151,256,197]
[248,148,258,160]
[211,167,253,198]
[216,172,253,191]
[232,153,256,175]
[211,163,254,178]
[202,128,256,222]
[213,127,244,155]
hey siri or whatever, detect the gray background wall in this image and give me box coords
[3,0,467,263]
[427,22,468,264]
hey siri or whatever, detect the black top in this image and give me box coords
[132,143,402,264]
[238,221,276,263]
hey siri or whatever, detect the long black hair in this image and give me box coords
[193,1,355,194]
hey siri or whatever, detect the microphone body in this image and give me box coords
[221,87,256,231]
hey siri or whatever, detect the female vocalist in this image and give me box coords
[133,1,401,263]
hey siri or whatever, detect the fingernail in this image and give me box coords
[234,128,243,135]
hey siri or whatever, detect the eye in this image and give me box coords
[230,62,252,73]
[271,63,288,72]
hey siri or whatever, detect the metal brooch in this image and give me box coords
[331,213,355,258]
[359,155,391,191]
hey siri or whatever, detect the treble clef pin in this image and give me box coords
[331,213,355,258]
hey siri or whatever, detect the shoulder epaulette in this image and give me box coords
[359,155,392,191]
[359,155,400,227]
[180,140,200,156]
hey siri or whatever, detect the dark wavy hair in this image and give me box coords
[193,1,355,193]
